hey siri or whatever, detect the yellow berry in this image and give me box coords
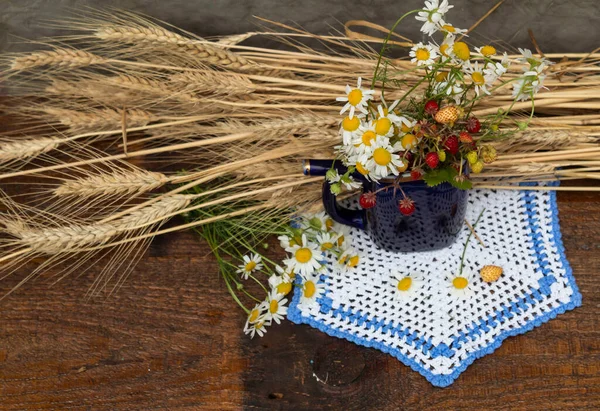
[471,161,484,174]
[466,151,479,165]
[435,106,459,125]
[437,150,446,162]
[480,265,503,282]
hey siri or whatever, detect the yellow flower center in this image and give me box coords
[373,147,392,166]
[249,308,260,323]
[377,108,389,118]
[400,123,413,133]
[337,235,345,246]
[255,321,264,330]
[472,72,485,85]
[321,242,334,251]
[375,118,392,136]
[269,299,279,314]
[361,130,376,146]
[325,218,334,231]
[355,162,369,176]
[401,134,417,150]
[415,48,430,61]
[453,276,469,289]
[277,281,292,295]
[397,277,412,291]
[435,71,448,82]
[295,247,313,264]
[453,42,470,61]
[347,89,363,106]
[348,255,359,267]
[244,261,257,272]
[439,44,450,57]
[442,24,455,33]
[304,280,316,298]
[480,45,496,57]
[342,116,361,132]
[397,160,408,173]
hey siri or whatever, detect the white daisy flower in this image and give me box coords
[316,231,339,252]
[339,113,365,145]
[336,77,375,119]
[475,45,497,57]
[517,47,534,64]
[351,121,380,156]
[440,23,468,36]
[463,61,491,96]
[336,247,361,273]
[392,270,425,300]
[243,303,269,338]
[278,234,293,249]
[304,211,333,232]
[434,78,464,104]
[329,223,351,249]
[513,63,548,101]
[340,174,361,191]
[347,155,372,179]
[244,319,268,338]
[362,137,406,179]
[265,290,288,325]
[445,271,475,298]
[483,55,509,84]
[285,234,323,276]
[269,266,294,296]
[236,253,263,280]
[409,42,439,68]
[298,273,325,309]
[415,0,454,36]
[438,33,456,59]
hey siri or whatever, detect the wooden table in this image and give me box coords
[0,186,598,410]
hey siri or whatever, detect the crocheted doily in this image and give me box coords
[287,183,581,387]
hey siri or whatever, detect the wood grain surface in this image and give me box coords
[0,111,599,409]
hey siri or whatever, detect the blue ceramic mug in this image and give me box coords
[303,159,468,252]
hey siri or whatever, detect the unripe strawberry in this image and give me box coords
[459,131,474,144]
[481,145,498,163]
[480,265,503,282]
[437,150,447,162]
[466,151,479,165]
[471,161,484,174]
[434,106,459,125]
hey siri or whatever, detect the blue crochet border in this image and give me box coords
[287,183,582,387]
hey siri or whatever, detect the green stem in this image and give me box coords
[458,208,486,276]
[371,9,422,90]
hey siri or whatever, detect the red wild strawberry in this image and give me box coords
[359,192,377,209]
[444,135,459,155]
[424,100,439,116]
[398,197,416,216]
[459,131,474,144]
[410,169,423,181]
[425,152,439,169]
[466,117,481,133]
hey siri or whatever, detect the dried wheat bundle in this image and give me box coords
[0,7,599,298]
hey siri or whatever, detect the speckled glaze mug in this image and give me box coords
[304,159,468,253]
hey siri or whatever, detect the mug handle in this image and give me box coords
[322,180,366,230]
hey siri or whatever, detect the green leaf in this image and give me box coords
[447,167,473,190]
[423,167,451,187]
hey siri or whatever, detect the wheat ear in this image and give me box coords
[41,107,156,132]
[54,169,169,198]
[0,137,61,165]
[10,48,106,71]
[3,194,192,255]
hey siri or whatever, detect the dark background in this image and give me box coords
[1,0,599,53]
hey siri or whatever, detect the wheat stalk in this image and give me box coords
[54,169,169,198]
[3,194,192,254]
[9,48,106,71]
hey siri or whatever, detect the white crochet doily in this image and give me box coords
[287,183,581,387]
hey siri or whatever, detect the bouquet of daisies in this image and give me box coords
[327,0,553,212]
